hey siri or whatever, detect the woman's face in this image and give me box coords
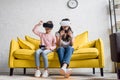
[45,27,52,33]
[62,26,69,30]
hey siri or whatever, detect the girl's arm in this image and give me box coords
[32,21,43,37]
[46,36,57,50]
[50,36,57,50]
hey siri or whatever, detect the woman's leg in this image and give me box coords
[62,46,74,78]
[35,49,43,70]
[63,46,74,66]
[57,47,65,67]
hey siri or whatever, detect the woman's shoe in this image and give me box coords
[64,68,72,78]
[59,68,67,75]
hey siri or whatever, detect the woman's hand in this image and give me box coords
[68,30,73,38]
[60,30,65,37]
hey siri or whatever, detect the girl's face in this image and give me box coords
[45,27,52,33]
[62,26,69,30]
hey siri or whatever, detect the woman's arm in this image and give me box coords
[56,34,61,46]
[32,21,43,36]
[55,31,65,47]
[68,30,74,46]
[70,37,74,46]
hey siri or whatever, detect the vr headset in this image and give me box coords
[39,45,46,50]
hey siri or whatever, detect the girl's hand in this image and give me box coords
[45,47,50,50]
[36,20,43,26]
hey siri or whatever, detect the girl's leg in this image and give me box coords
[41,50,52,77]
[34,49,43,77]
[41,50,52,69]
[57,47,65,67]
[35,49,43,70]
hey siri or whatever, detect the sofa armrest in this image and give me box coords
[95,38,104,67]
[8,39,20,67]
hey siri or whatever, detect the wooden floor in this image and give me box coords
[0,72,117,80]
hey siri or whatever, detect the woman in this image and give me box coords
[55,18,74,78]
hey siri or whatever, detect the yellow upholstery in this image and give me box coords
[25,35,40,50]
[73,31,88,50]
[17,37,36,50]
[77,40,96,49]
[13,48,98,61]
[8,31,105,75]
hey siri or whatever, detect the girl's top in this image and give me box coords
[33,26,56,50]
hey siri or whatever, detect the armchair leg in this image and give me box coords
[93,68,95,74]
[10,68,14,76]
[100,68,104,76]
[24,68,26,75]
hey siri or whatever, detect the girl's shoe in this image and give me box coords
[59,68,67,75]
[64,68,72,78]
[42,70,49,78]
[34,70,41,77]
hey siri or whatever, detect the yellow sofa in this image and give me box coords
[8,31,104,76]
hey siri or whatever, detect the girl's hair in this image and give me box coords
[47,21,53,24]
[58,18,73,42]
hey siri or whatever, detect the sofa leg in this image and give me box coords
[24,68,26,75]
[100,68,104,76]
[117,68,120,79]
[10,68,14,76]
[93,68,95,74]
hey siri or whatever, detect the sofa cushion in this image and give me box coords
[18,37,35,50]
[72,48,98,60]
[13,49,58,61]
[13,49,35,60]
[25,35,41,50]
[13,48,98,61]
[77,40,96,49]
[73,31,88,50]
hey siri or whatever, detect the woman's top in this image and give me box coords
[55,32,73,47]
[33,26,56,50]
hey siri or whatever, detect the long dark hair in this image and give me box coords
[58,18,73,42]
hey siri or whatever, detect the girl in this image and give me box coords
[32,20,56,78]
[55,18,74,78]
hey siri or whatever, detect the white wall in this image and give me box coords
[0,0,112,73]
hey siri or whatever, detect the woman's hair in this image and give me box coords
[43,21,53,28]
[58,18,73,42]
[62,18,70,21]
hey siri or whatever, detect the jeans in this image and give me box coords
[57,46,74,67]
[35,49,51,68]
